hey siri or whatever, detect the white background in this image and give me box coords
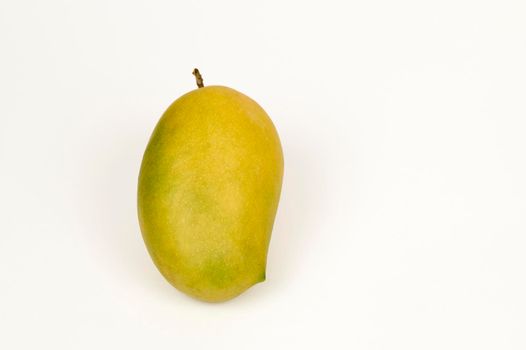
[1,0,525,348]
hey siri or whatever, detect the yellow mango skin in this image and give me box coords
[138,86,283,302]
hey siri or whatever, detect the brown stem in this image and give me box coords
[192,68,204,88]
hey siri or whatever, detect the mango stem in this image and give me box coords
[192,68,204,88]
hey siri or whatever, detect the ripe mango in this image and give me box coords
[138,78,283,302]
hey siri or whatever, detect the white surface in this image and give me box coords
[1,0,525,348]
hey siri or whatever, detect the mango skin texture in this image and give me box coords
[138,86,283,302]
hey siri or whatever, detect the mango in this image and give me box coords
[137,71,283,302]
